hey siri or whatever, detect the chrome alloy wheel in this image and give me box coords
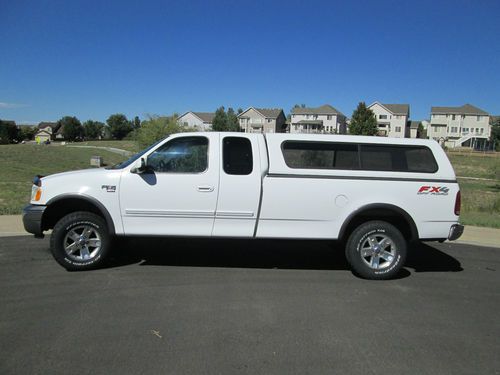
[63,225,102,261]
[360,234,396,270]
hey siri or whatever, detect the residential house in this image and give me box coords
[238,107,286,133]
[367,102,410,138]
[35,122,59,143]
[177,112,215,131]
[409,121,420,138]
[290,104,347,134]
[429,104,490,148]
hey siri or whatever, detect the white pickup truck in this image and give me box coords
[23,132,463,279]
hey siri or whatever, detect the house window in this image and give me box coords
[477,116,481,121]
[327,115,332,120]
[395,126,401,132]
[480,128,484,134]
[313,115,318,120]
[463,128,469,133]
[379,115,387,120]
[451,127,457,133]
[306,115,311,119]
[452,115,456,120]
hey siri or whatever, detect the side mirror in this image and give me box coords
[130,157,147,174]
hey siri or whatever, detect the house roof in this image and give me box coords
[410,121,420,129]
[291,104,344,116]
[431,104,488,115]
[38,122,58,130]
[369,102,409,115]
[238,107,284,119]
[35,129,52,136]
[192,112,215,123]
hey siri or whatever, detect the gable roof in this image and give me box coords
[38,122,58,130]
[291,104,344,116]
[192,112,215,123]
[431,104,488,115]
[369,102,409,115]
[238,107,284,119]
[410,121,420,129]
[35,129,52,136]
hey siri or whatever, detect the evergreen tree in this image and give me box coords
[211,106,228,131]
[227,107,240,132]
[349,102,378,135]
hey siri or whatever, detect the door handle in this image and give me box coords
[197,185,214,192]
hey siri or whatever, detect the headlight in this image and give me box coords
[31,175,43,201]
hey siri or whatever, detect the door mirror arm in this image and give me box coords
[131,157,151,174]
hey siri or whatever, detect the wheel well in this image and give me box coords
[339,206,418,243]
[42,197,114,234]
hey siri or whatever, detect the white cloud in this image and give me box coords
[0,102,28,109]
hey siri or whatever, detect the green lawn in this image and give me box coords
[0,144,128,214]
[76,140,141,153]
[1,143,499,228]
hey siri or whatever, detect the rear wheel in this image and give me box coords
[345,220,406,280]
[50,211,110,271]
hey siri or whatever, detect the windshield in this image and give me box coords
[106,138,166,169]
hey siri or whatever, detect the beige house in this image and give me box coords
[367,102,410,138]
[429,104,490,148]
[34,122,59,143]
[238,107,286,133]
[290,104,347,134]
[177,112,214,131]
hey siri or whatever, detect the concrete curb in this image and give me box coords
[1,215,499,248]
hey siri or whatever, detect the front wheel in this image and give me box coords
[50,211,111,271]
[345,221,407,280]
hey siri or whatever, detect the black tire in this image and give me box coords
[50,211,110,271]
[345,221,407,280]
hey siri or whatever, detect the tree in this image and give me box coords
[58,116,83,141]
[211,106,228,131]
[417,122,426,139]
[490,117,500,151]
[107,114,133,140]
[136,114,190,148]
[133,116,141,129]
[83,120,104,140]
[211,106,240,132]
[226,107,240,132]
[349,102,378,135]
[19,126,36,141]
[0,120,18,144]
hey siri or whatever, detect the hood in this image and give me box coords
[42,168,109,182]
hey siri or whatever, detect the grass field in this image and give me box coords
[1,142,499,228]
[0,144,128,214]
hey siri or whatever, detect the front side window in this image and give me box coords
[147,136,208,173]
[282,141,358,170]
[223,137,253,175]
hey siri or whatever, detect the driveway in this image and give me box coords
[0,237,499,374]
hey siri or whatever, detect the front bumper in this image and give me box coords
[22,204,46,238]
[448,224,464,241]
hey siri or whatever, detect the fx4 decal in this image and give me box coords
[417,186,449,195]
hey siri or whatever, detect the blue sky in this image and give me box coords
[1,0,499,124]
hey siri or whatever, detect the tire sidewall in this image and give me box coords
[347,221,406,279]
[51,213,109,270]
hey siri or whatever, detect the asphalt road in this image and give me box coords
[0,236,499,375]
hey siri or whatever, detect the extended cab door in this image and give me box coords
[119,133,220,236]
[212,134,263,237]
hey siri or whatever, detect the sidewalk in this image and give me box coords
[0,215,498,248]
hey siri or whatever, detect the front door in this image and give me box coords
[119,134,220,236]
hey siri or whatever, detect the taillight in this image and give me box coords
[454,191,461,216]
